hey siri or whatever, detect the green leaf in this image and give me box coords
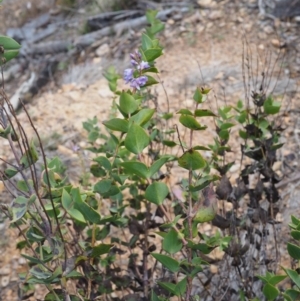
[125,123,150,154]
[263,97,281,115]
[150,290,160,301]
[93,156,111,171]
[291,230,300,241]
[194,109,216,117]
[0,35,21,63]
[149,155,174,177]
[236,111,247,123]
[193,87,203,103]
[291,215,300,228]
[94,179,112,194]
[141,33,153,50]
[119,92,138,115]
[178,149,206,170]
[190,175,219,192]
[193,145,211,151]
[146,10,158,24]
[103,118,129,132]
[268,275,287,286]
[177,109,193,116]
[283,289,300,301]
[11,196,29,222]
[20,140,38,169]
[144,48,162,62]
[157,281,177,295]
[143,75,159,87]
[239,130,247,139]
[71,188,101,224]
[151,253,180,273]
[284,268,300,289]
[61,189,86,224]
[90,244,113,258]
[4,167,18,179]
[119,161,149,179]
[237,99,244,109]
[263,283,279,301]
[163,140,177,147]
[179,115,206,130]
[220,122,235,130]
[287,243,300,260]
[130,108,155,126]
[145,182,169,205]
[218,129,229,140]
[30,266,52,280]
[163,228,182,254]
[175,277,187,296]
[21,254,46,265]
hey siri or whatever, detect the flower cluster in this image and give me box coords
[123,50,150,90]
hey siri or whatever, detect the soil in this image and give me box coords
[0,0,300,300]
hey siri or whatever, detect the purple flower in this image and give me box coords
[123,68,134,83]
[130,59,138,67]
[134,50,141,59]
[138,61,150,71]
[136,76,148,86]
[130,76,148,90]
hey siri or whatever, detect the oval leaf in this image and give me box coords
[179,115,206,130]
[162,228,182,254]
[145,182,169,205]
[287,242,300,260]
[0,35,21,63]
[151,253,180,273]
[119,161,149,179]
[178,149,206,170]
[103,118,129,132]
[119,92,138,115]
[61,189,86,223]
[130,108,155,126]
[125,123,150,154]
[194,109,216,117]
[263,283,279,301]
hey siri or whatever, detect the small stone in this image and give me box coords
[95,43,110,57]
[61,83,76,93]
[207,22,213,29]
[258,32,267,40]
[237,16,244,23]
[230,163,240,173]
[196,24,205,33]
[198,0,213,7]
[271,39,281,48]
[273,161,282,171]
[18,257,27,265]
[167,18,175,25]
[173,13,182,22]
[179,26,187,33]
[1,275,10,287]
[209,10,222,20]
[0,265,10,276]
[243,23,252,32]
[258,44,265,50]
[214,71,224,80]
[210,264,218,274]
[264,25,273,34]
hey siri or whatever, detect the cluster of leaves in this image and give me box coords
[0,7,299,301]
[259,215,300,301]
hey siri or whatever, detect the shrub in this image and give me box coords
[0,8,296,301]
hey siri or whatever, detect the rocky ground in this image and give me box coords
[0,0,300,300]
